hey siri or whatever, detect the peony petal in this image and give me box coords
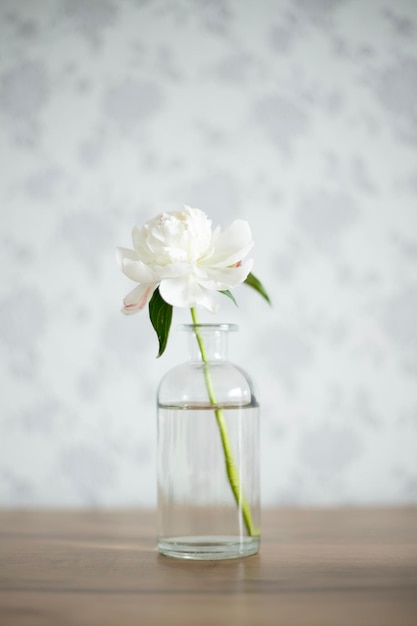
[157,261,192,279]
[197,258,254,290]
[131,225,156,263]
[159,276,218,312]
[205,220,254,268]
[122,283,157,314]
[131,225,146,254]
[116,247,138,268]
[121,257,156,284]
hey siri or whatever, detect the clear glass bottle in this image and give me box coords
[157,323,260,560]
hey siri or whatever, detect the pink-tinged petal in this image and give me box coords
[197,258,254,290]
[206,220,254,268]
[159,276,218,312]
[122,283,157,315]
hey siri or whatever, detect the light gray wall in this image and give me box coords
[1,0,417,507]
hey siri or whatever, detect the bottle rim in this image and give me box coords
[178,323,238,332]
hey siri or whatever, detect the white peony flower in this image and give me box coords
[117,206,254,313]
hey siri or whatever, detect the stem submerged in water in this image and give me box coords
[190,307,259,537]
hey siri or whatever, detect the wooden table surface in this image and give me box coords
[0,508,416,625]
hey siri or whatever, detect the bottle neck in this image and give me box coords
[181,324,237,362]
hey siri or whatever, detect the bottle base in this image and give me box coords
[158,535,260,560]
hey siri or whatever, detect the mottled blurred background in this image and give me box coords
[1,0,416,508]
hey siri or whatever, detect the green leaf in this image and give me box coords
[148,288,173,358]
[219,289,238,306]
[244,272,271,305]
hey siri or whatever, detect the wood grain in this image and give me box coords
[0,508,416,625]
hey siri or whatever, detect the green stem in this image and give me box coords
[190,307,259,537]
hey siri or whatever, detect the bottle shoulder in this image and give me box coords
[157,360,257,406]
